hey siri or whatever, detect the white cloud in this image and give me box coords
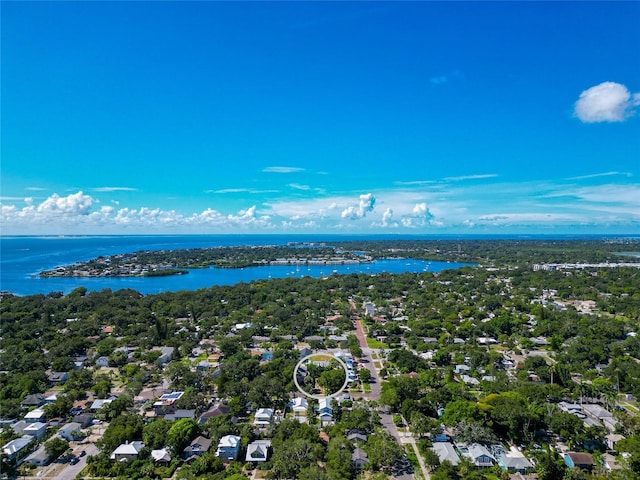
[444,174,498,182]
[381,208,395,227]
[263,166,304,173]
[25,187,46,191]
[574,81,640,123]
[289,183,311,191]
[568,171,630,181]
[37,191,93,215]
[341,193,376,220]
[211,188,279,194]
[93,187,138,192]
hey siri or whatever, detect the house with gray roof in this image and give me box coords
[245,440,271,463]
[2,435,34,461]
[459,443,494,468]
[432,442,460,466]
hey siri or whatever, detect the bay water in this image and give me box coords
[0,234,473,296]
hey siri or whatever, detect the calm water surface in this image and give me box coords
[1,235,474,296]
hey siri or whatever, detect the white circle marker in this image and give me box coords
[294,353,350,399]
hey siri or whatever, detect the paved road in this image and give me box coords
[57,443,98,480]
[350,315,430,480]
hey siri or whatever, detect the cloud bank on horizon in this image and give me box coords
[2,175,639,235]
[1,2,638,235]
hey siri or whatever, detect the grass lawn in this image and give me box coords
[366,338,388,349]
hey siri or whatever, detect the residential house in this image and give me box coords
[347,430,368,443]
[289,397,308,422]
[363,302,375,316]
[2,436,34,461]
[564,452,595,471]
[73,414,94,428]
[606,434,625,451]
[432,442,460,466]
[24,408,46,424]
[460,443,495,468]
[198,403,230,425]
[582,404,618,432]
[492,445,534,474]
[72,354,88,370]
[461,374,480,386]
[602,453,622,472]
[23,422,47,440]
[183,436,212,459]
[153,346,175,365]
[10,420,28,435]
[165,409,196,422]
[245,440,271,463]
[24,445,51,467]
[352,447,369,469]
[57,422,82,441]
[20,394,45,409]
[110,441,144,461]
[254,408,274,427]
[298,346,313,359]
[95,356,110,367]
[153,391,184,415]
[47,371,68,384]
[151,448,172,464]
[318,397,332,411]
[215,435,241,461]
[90,399,114,411]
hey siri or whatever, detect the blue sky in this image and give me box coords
[2,1,639,235]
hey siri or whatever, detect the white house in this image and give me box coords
[57,422,82,441]
[110,441,144,461]
[289,397,308,422]
[245,440,271,463]
[254,408,274,427]
[24,408,46,424]
[23,422,47,440]
[151,448,172,464]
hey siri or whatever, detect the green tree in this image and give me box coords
[359,368,371,384]
[143,418,172,450]
[364,432,404,473]
[166,418,201,455]
[318,367,346,396]
[45,437,69,459]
